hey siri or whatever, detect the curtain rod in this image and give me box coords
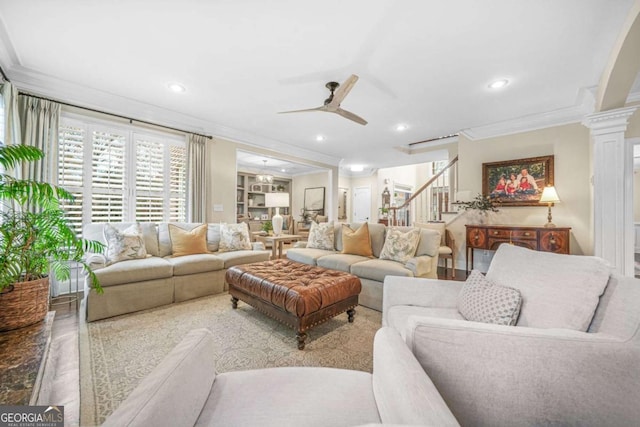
[18,91,213,140]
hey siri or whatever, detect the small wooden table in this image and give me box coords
[255,234,302,259]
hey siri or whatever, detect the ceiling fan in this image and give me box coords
[278,74,368,125]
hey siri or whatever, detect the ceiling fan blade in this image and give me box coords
[277,106,328,114]
[327,74,359,108]
[334,107,368,125]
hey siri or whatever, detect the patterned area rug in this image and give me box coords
[79,293,381,426]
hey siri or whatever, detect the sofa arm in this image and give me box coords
[252,242,266,251]
[404,315,640,426]
[382,276,463,326]
[293,241,308,248]
[103,329,217,427]
[372,327,459,426]
[84,252,107,270]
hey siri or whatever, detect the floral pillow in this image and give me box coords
[379,227,421,263]
[306,221,335,250]
[104,223,147,265]
[219,222,252,252]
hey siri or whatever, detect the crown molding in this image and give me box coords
[461,86,597,140]
[627,90,640,104]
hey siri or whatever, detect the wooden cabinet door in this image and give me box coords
[467,227,486,248]
[539,230,570,254]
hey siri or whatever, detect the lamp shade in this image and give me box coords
[539,186,560,203]
[265,192,290,208]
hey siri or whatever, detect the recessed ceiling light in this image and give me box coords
[396,124,408,131]
[350,165,364,172]
[281,168,286,172]
[167,82,186,93]
[316,135,325,141]
[488,79,509,89]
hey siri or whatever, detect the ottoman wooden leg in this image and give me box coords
[347,308,356,323]
[231,296,238,309]
[296,332,307,350]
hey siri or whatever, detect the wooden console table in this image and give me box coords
[465,224,571,273]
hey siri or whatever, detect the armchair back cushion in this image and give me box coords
[486,244,610,331]
[414,221,446,246]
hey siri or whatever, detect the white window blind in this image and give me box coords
[58,117,187,233]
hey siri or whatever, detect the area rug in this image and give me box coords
[79,293,382,426]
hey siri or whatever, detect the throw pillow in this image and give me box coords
[218,222,252,252]
[341,223,373,257]
[379,227,421,263]
[486,244,611,331]
[169,224,209,257]
[458,270,522,326]
[414,222,446,246]
[306,221,335,250]
[104,223,148,265]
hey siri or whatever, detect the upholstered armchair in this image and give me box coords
[415,221,456,278]
[103,328,459,427]
[383,244,640,426]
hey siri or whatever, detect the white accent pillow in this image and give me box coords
[379,227,421,263]
[104,223,147,265]
[306,221,335,250]
[458,270,522,326]
[486,244,611,331]
[218,222,252,252]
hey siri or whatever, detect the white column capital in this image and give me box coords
[582,106,638,136]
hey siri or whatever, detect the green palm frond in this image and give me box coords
[0,144,44,169]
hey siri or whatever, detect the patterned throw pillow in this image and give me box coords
[458,270,522,326]
[306,221,335,250]
[379,227,421,263]
[219,222,252,252]
[104,223,147,265]
[341,223,373,257]
[169,224,208,257]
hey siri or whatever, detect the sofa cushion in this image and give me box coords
[214,250,270,269]
[307,221,335,250]
[286,248,337,266]
[93,256,173,287]
[317,253,371,273]
[350,259,413,282]
[164,254,225,276]
[386,306,464,339]
[379,227,421,263]
[198,367,380,427]
[458,270,522,326]
[414,221,446,246]
[169,224,209,257]
[341,223,373,257]
[104,223,148,265]
[351,222,386,257]
[158,223,204,257]
[486,244,611,331]
[206,224,221,252]
[219,222,252,252]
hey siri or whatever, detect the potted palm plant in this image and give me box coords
[0,143,103,332]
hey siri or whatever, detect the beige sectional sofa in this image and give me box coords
[82,222,270,321]
[286,222,441,311]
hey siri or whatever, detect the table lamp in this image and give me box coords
[539,186,560,228]
[265,192,290,236]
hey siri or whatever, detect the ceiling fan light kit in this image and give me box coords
[278,74,368,125]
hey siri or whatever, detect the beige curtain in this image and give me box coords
[18,95,61,186]
[186,134,207,222]
[1,83,21,149]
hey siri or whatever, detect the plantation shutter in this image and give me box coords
[169,144,186,222]
[135,137,166,222]
[58,124,86,235]
[91,130,126,223]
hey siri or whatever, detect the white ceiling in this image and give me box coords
[0,0,636,171]
[236,150,326,177]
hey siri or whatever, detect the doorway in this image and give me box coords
[338,187,348,220]
[353,186,371,223]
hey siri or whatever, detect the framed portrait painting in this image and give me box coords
[482,155,554,206]
[303,187,325,215]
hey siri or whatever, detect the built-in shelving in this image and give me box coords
[236,172,291,230]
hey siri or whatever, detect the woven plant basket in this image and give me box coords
[0,276,49,332]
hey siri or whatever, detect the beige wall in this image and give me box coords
[456,123,593,258]
[206,137,238,224]
[291,171,330,221]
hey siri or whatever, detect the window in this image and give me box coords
[58,117,186,234]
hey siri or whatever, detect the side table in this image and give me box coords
[255,234,302,259]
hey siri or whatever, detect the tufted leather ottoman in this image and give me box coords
[225,259,362,349]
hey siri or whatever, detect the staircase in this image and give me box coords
[388,156,459,226]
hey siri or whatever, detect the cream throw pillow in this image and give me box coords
[104,223,148,265]
[341,223,373,257]
[307,221,335,250]
[169,224,208,257]
[219,222,252,252]
[379,227,421,263]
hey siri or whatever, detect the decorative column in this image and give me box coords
[583,106,638,276]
